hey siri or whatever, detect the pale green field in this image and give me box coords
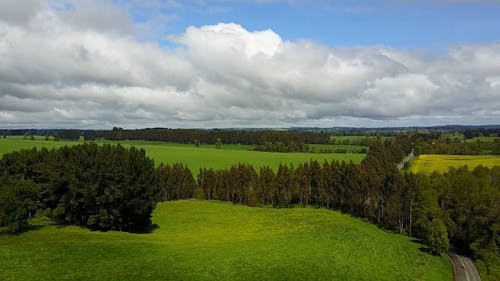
[411,154,500,174]
[0,200,451,281]
[0,137,365,172]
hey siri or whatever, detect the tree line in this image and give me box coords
[103,128,331,145]
[1,128,332,145]
[415,137,500,155]
[463,128,500,139]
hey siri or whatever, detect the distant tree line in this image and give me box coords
[463,128,500,139]
[291,128,402,137]
[415,137,500,155]
[233,140,370,154]
[0,144,157,233]
[103,128,331,145]
[0,128,332,144]
[314,147,368,154]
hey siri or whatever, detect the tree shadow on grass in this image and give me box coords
[135,223,159,234]
[411,238,441,256]
[86,223,160,234]
[0,223,45,236]
[418,246,436,255]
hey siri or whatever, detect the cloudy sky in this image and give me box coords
[0,0,499,129]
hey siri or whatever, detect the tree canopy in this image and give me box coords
[0,143,157,232]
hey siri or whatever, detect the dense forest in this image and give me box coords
[1,128,331,145]
[0,144,157,232]
[463,128,500,139]
[415,166,500,277]
[101,128,331,145]
[0,134,499,279]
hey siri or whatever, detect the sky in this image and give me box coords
[0,0,499,129]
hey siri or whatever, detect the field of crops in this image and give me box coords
[0,137,366,172]
[411,154,500,174]
[0,200,451,281]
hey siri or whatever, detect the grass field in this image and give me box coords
[0,200,451,281]
[411,154,500,174]
[0,137,365,172]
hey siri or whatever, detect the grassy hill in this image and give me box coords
[0,138,365,171]
[411,154,500,174]
[0,200,451,281]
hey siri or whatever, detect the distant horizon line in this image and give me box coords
[2,124,500,131]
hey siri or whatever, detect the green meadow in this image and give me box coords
[0,200,451,281]
[411,154,500,174]
[0,137,365,171]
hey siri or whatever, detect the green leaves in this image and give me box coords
[0,143,157,233]
[0,180,40,232]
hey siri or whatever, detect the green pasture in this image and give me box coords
[0,137,365,172]
[411,154,500,174]
[0,200,451,281]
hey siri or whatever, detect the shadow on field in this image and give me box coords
[0,224,44,236]
[418,247,436,255]
[410,237,441,256]
[136,223,159,234]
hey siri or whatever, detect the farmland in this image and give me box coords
[0,137,366,172]
[410,154,500,174]
[0,200,451,281]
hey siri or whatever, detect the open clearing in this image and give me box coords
[411,154,500,174]
[0,200,451,281]
[0,138,365,171]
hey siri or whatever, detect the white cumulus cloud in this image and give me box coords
[0,1,499,128]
